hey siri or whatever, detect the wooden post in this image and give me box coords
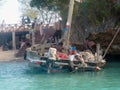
[32,29,35,46]
[103,28,120,58]
[12,28,16,50]
[96,43,100,61]
[66,0,75,43]
[63,0,75,54]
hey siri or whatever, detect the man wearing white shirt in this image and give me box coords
[47,45,57,73]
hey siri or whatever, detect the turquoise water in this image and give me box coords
[0,60,120,90]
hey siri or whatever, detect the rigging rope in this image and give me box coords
[103,27,120,58]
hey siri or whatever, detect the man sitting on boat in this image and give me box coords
[74,53,87,67]
[47,45,57,73]
[47,45,57,60]
[68,46,87,70]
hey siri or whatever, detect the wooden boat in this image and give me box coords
[25,44,106,73]
[24,0,106,73]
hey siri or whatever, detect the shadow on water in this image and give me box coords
[105,54,120,69]
[0,59,120,90]
[0,60,96,76]
[105,54,120,62]
[0,60,54,76]
[0,58,120,77]
[0,60,50,76]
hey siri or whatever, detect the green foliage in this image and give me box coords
[30,0,114,24]
[30,0,64,13]
[82,0,112,26]
[30,0,69,11]
[27,0,120,43]
[30,0,69,26]
[23,9,38,20]
[29,0,120,28]
[18,0,39,20]
[113,3,120,16]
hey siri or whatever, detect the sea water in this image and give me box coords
[0,60,120,90]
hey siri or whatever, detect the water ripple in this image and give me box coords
[0,60,120,90]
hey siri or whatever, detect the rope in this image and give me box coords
[103,28,120,58]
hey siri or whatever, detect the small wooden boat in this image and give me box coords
[25,45,106,73]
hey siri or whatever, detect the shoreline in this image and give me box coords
[0,50,23,62]
[0,57,24,62]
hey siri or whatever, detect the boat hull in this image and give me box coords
[26,50,106,73]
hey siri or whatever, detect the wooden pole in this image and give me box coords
[32,29,35,46]
[12,28,16,50]
[96,43,100,61]
[67,0,75,43]
[63,0,75,53]
[103,28,120,58]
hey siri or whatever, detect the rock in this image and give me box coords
[88,29,120,55]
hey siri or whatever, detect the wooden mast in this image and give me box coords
[64,0,75,53]
[12,27,16,50]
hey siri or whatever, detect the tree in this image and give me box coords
[29,0,120,43]
[30,0,69,24]
[29,0,119,27]
[18,0,39,21]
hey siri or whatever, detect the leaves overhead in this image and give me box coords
[30,0,69,11]
[28,0,120,43]
[30,0,120,24]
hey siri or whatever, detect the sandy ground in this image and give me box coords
[0,50,23,62]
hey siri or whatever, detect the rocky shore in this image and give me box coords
[88,29,120,55]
